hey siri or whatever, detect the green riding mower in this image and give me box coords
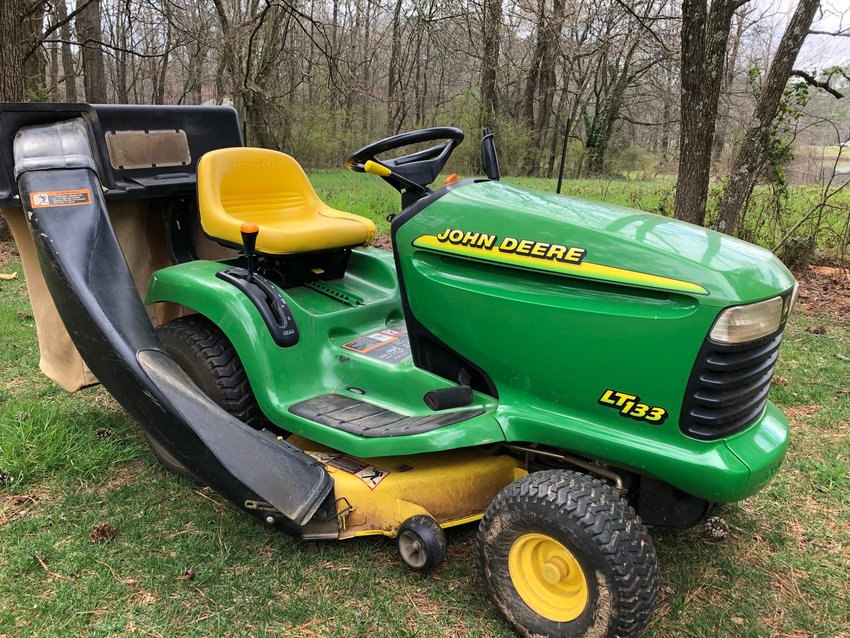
[0,103,796,638]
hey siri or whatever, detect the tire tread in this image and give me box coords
[477,469,659,637]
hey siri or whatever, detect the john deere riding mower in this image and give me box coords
[0,103,796,638]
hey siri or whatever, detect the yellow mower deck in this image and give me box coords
[288,435,526,539]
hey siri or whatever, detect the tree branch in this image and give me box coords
[41,0,96,41]
[790,70,845,99]
[808,28,850,37]
[622,115,680,127]
[610,0,672,52]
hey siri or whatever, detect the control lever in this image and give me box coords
[240,222,259,282]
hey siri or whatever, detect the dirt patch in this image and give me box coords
[372,234,393,251]
[794,265,850,317]
[91,460,145,495]
[0,493,48,526]
[0,241,18,266]
[84,390,124,415]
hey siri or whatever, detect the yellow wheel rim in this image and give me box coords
[508,533,588,622]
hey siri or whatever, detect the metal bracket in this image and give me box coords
[244,499,281,513]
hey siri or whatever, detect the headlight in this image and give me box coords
[710,296,783,344]
[782,282,799,321]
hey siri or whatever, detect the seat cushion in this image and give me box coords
[198,148,376,255]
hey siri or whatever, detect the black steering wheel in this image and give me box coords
[346,127,464,193]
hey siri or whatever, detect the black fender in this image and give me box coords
[12,118,332,529]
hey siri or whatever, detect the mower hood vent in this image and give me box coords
[679,329,784,440]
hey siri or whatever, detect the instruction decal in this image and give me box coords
[598,389,668,424]
[342,326,411,364]
[413,228,709,295]
[29,189,92,209]
[308,451,390,489]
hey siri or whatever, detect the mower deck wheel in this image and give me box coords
[477,469,658,638]
[397,515,447,572]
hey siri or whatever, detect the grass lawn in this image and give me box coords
[0,176,848,637]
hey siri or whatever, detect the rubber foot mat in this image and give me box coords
[289,394,484,437]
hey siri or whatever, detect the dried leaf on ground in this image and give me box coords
[0,272,17,280]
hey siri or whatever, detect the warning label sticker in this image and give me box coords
[29,189,92,209]
[308,451,390,489]
[342,326,411,364]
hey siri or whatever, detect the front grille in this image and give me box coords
[680,330,783,440]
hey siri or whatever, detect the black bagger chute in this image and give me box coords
[4,108,332,530]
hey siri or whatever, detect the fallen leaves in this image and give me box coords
[0,493,47,525]
[795,266,850,317]
[372,234,393,250]
[785,405,821,420]
[0,272,17,281]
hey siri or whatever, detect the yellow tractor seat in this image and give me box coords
[197,147,376,255]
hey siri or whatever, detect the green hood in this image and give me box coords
[422,181,796,306]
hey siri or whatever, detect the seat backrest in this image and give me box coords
[197,147,324,240]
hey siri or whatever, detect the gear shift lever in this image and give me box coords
[240,222,259,282]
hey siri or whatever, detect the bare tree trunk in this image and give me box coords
[521,0,547,175]
[57,0,78,101]
[674,0,746,226]
[712,7,748,165]
[154,6,172,104]
[532,0,565,172]
[76,0,108,102]
[480,0,501,131]
[0,18,19,94]
[0,0,44,239]
[49,43,60,98]
[387,0,404,132]
[715,0,820,234]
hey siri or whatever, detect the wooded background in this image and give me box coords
[0,0,848,242]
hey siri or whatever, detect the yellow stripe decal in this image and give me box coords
[413,234,708,295]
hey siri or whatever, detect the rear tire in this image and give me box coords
[156,314,268,428]
[140,430,198,480]
[477,470,658,638]
[145,314,268,477]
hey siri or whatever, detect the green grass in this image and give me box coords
[1,176,848,636]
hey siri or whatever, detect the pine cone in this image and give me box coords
[90,524,117,543]
[704,515,730,541]
[95,428,113,439]
[0,468,9,485]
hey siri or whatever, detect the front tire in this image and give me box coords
[477,470,658,638]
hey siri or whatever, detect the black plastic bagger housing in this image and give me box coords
[0,102,243,206]
[1,104,333,533]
